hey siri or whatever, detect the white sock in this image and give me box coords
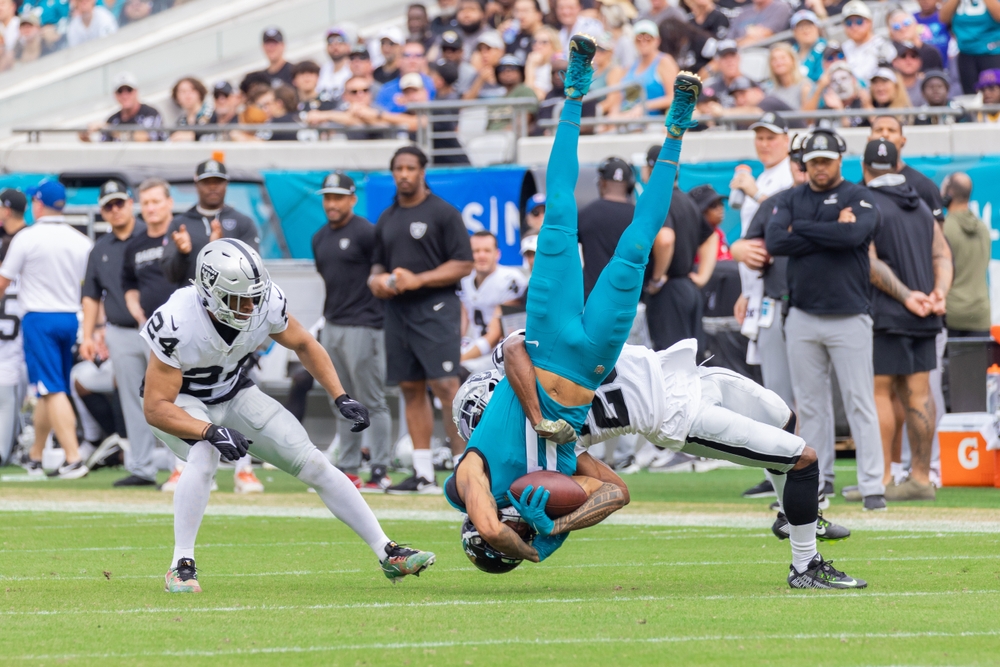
[296,449,391,559]
[766,471,785,514]
[789,522,818,573]
[412,448,434,482]
[890,461,904,483]
[234,454,253,474]
[171,441,220,569]
[453,452,463,469]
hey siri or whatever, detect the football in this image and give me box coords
[509,471,588,517]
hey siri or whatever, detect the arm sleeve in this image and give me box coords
[159,218,190,285]
[81,250,103,301]
[0,233,26,280]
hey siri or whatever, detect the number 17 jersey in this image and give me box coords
[140,285,289,404]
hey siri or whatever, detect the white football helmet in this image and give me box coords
[452,369,503,442]
[195,239,271,331]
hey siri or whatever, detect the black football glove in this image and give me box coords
[203,424,251,461]
[335,394,370,432]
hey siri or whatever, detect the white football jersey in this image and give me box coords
[141,284,289,404]
[0,275,25,387]
[458,266,527,337]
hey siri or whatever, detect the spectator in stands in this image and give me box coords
[577,157,637,299]
[438,30,477,95]
[294,60,336,114]
[766,42,811,109]
[228,85,273,141]
[639,0,685,24]
[67,0,117,48]
[915,70,968,124]
[863,138,949,503]
[170,76,212,142]
[688,184,732,262]
[82,72,163,142]
[888,8,943,72]
[487,0,516,28]
[591,32,624,116]
[22,0,66,54]
[659,18,715,76]
[81,179,159,488]
[976,69,1000,121]
[211,81,239,126]
[376,40,437,112]
[312,172,392,492]
[13,10,47,64]
[715,77,798,126]
[374,27,405,84]
[942,172,991,338]
[369,146,472,493]
[915,0,951,68]
[263,85,303,140]
[791,10,826,82]
[868,67,912,116]
[0,179,93,480]
[319,25,355,100]
[464,31,506,99]
[427,62,472,163]
[841,0,896,83]
[554,0,602,54]
[703,39,741,107]
[686,0,731,40]
[456,0,489,59]
[408,4,435,51]
[0,0,17,70]
[520,231,537,276]
[432,0,460,36]
[306,75,418,139]
[486,54,537,129]
[616,20,678,115]
[524,25,558,99]
[894,42,927,106]
[349,45,381,97]
[715,0,751,21]
[251,27,294,88]
[729,0,791,45]
[119,0,166,28]
[524,192,544,234]
[941,0,1000,94]
[598,0,638,72]
[803,62,867,126]
[506,0,543,63]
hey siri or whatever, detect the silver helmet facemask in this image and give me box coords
[452,369,503,442]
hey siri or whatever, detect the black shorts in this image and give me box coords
[873,332,937,376]
[384,293,462,384]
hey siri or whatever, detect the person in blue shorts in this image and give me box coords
[445,32,702,569]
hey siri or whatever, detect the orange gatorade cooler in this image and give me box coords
[937,413,999,487]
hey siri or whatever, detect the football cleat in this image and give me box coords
[564,33,597,99]
[160,467,182,492]
[381,542,436,582]
[665,72,701,138]
[788,554,866,589]
[165,558,202,593]
[234,468,264,494]
[386,474,442,495]
[772,512,851,542]
[743,478,775,498]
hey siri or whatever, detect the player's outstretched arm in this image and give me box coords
[143,355,212,441]
[458,455,540,562]
[501,335,576,445]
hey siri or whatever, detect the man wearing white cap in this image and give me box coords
[81,72,163,143]
[374,27,405,83]
[841,0,897,82]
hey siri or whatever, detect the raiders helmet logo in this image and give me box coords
[200,263,219,288]
[105,181,119,193]
[339,238,350,250]
[813,135,828,150]
[410,222,427,239]
[443,360,454,372]
[221,218,237,231]
[205,160,221,173]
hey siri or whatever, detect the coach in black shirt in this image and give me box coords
[160,160,260,287]
[80,180,159,488]
[578,157,636,299]
[369,146,473,494]
[765,128,886,510]
[312,172,392,490]
[123,179,175,325]
[867,116,945,222]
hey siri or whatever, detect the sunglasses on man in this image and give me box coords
[101,199,128,213]
[844,17,867,27]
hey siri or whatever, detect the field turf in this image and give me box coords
[2,465,999,666]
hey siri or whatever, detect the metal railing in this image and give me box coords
[406,97,539,163]
[11,122,411,143]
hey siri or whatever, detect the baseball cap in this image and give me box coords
[350,44,370,59]
[728,76,758,94]
[863,138,898,171]
[379,26,405,46]
[842,0,872,20]
[262,27,284,43]
[646,144,659,168]
[213,80,234,97]
[801,131,844,162]
[0,188,26,214]
[977,68,1000,90]
[440,30,464,50]
[699,85,721,103]
[326,25,351,42]
[749,111,788,134]
[400,72,425,91]
[596,31,615,51]
[791,9,819,27]
[823,40,843,59]
[98,179,130,208]
[893,40,920,56]
[598,157,632,183]
[18,9,40,26]
[716,39,738,56]
[633,19,659,38]
[195,159,229,182]
[496,54,524,71]
[688,184,726,213]
[527,193,546,213]
[431,60,460,86]
[476,31,504,50]
[922,69,950,90]
[520,233,538,255]
[26,179,67,211]
[317,171,356,196]
[871,67,897,84]
[111,71,138,91]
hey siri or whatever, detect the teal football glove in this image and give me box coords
[507,484,555,536]
[533,533,568,562]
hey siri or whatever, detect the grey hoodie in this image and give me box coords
[943,209,991,331]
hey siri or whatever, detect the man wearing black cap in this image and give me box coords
[211,82,240,126]
[437,30,478,95]
[859,138,951,503]
[311,172,392,492]
[703,39,742,107]
[766,128,886,511]
[0,188,27,465]
[867,116,945,222]
[160,159,260,287]
[80,180,159,487]
[251,27,295,89]
[915,70,970,124]
[578,157,637,299]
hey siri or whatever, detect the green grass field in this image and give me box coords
[2,465,999,666]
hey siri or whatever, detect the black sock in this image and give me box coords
[783,460,819,526]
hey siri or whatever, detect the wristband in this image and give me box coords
[202,423,216,440]
[474,337,491,356]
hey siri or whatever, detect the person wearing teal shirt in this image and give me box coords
[792,9,827,82]
[941,0,1000,93]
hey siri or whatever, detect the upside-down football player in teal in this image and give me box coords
[445,33,703,567]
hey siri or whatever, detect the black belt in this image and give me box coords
[107,322,138,329]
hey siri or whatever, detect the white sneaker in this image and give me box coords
[234,469,264,493]
[24,460,45,477]
[56,460,89,480]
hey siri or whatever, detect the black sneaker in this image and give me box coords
[863,494,887,512]
[24,459,44,477]
[772,512,851,542]
[788,554,866,589]
[113,474,157,487]
[385,474,442,495]
[742,478,775,498]
[823,480,834,496]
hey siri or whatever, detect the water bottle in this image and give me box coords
[988,364,1000,415]
[729,164,752,210]
[503,18,521,45]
